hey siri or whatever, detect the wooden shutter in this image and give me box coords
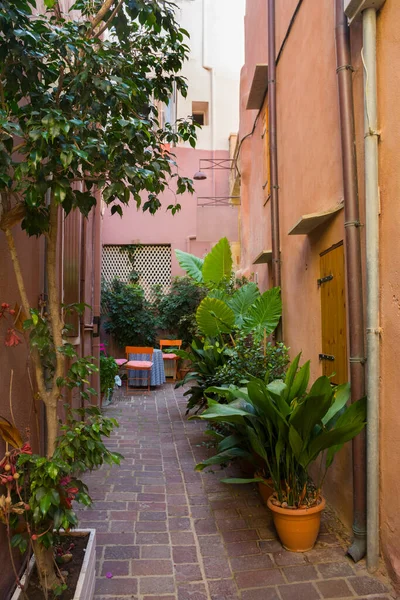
[319,242,348,385]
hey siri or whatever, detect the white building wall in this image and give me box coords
[174,0,245,151]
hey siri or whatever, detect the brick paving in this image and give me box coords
[78,384,395,600]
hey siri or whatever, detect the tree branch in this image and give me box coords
[4,227,47,401]
[94,0,124,39]
[90,0,117,32]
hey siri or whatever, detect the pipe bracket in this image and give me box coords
[336,64,355,73]
[349,356,367,365]
[366,327,382,335]
[344,220,362,228]
[364,128,381,139]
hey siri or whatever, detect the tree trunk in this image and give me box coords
[46,401,59,458]
[32,540,60,591]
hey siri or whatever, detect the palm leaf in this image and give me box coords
[175,249,204,283]
[202,237,232,284]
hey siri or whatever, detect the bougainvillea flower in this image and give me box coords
[5,328,22,347]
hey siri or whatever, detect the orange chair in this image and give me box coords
[125,346,154,392]
[159,340,182,382]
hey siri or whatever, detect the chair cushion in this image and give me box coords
[126,360,153,369]
[115,358,128,366]
[162,353,178,359]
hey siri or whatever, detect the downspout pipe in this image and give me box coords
[363,7,381,574]
[267,0,282,339]
[335,0,367,562]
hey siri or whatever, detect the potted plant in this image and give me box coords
[193,354,366,552]
[192,384,275,500]
[100,354,119,405]
[0,406,121,599]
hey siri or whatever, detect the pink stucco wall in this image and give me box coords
[239,0,400,586]
[102,147,239,275]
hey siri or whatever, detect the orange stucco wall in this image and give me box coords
[377,0,400,585]
[239,0,400,585]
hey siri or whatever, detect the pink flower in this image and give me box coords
[106,572,113,579]
[59,476,71,487]
[5,328,22,347]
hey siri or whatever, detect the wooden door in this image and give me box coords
[319,242,348,385]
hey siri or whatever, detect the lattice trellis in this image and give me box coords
[102,244,172,299]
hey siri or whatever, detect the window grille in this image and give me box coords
[102,244,172,301]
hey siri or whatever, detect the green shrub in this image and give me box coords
[215,333,289,386]
[100,354,119,395]
[157,277,207,345]
[102,279,157,348]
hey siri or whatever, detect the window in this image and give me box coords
[192,101,209,126]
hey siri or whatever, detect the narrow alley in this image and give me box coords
[79,386,393,600]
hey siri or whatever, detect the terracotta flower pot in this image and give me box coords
[257,479,275,505]
[267,496,326,552]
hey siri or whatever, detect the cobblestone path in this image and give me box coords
[78,385,395,600]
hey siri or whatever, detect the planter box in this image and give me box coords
[11,529,96,600]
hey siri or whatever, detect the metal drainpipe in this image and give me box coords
[362,7,381,574]
[267,0,282,338]
[334,0,366,562]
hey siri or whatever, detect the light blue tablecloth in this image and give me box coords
[128,349,166,387]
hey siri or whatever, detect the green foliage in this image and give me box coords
[174,251,204,283]
[214,333,289,387]
[24,305,99,401]
[202,237,233,285]
[196,297,236,337]
[1,407,122,554]
[175,238,232,286]
[0,0,198,235]
[100,354,119,395]
[174,239,284,413]
[156,277,207,345]
[195,355,366,508]
[227,283,260,327]
[103,279,157,348]
[175,338,228,413]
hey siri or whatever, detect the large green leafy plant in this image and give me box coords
[175,238,284,412]
[195,354,367,508]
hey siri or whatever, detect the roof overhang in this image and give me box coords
[246,65,268,110]
[288,201,344,236]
